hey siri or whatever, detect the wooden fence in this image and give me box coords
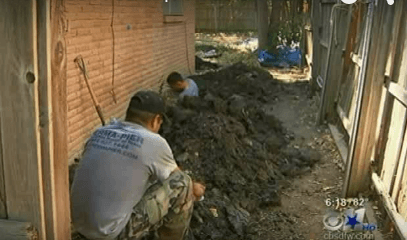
[313,0,407,238]
[195,0,258,32]
[0,0,76,239]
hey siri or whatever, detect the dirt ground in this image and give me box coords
[263,77,345,240]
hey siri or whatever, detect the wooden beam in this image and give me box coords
[0,219,38,240]
[336,105,352,136]
[384,0,404,78]
[372,173,407,239]
[0,114,6,218]
[388,82,407,107]
[50,0,71,239]
[397,153,407,220]
[38,0,72,239]
[391,128,407,202]
[328,124,348,164]
[0,1,46,238]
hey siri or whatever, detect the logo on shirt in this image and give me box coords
[87,128,144,160]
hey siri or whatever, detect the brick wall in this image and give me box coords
[64,0,195,164]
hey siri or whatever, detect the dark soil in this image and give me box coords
[160,63,321,240]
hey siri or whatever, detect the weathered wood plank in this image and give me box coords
[392,129,407,202]
[388,81,407,107]
[397,155,407,220]
[374,1,406,170]
[380,0,407,197]
[50,0,72,239]
[0,219,38,240]
[0,115,6,218]
[0,1,46,238]
[0,0,7,220]
[310,0,321,95]
[384,0,404,78]
[38,0,61,239]
[344,0,392,197]
[325,7,353,121]
[328,124,348,164]
[0,15,7,219]
[336,105,352,137]
[372,173,407,239]
[381,100,407,191]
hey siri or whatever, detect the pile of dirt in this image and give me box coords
[160,63,321,240]
[195,56,219,71]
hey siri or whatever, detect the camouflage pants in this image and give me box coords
[116,171,194,240]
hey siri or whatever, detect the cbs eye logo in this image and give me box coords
[341,0,393,5]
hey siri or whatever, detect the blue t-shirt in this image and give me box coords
[179,78,199,98]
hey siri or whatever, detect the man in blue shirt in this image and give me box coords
[166,72,199,99]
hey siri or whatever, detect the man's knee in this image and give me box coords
[167,171,192,195]
[165,171,194,213]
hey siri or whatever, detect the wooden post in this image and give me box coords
[37,0,55,238]
[310,0,320,95]
[343,0,393,197]
[257,0,269,51]
[0,0,46,239]
[38,0,71,239]
[0,115,6,218]
[0,219,38,240]
[50,0,71,239]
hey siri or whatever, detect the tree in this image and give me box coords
[257,0,269,50]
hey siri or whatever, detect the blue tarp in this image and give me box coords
[258,46,302,67]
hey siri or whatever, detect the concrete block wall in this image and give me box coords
[64,0,195,163]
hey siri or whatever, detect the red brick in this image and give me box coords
[66,0,196,163]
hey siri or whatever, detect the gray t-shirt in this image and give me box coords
[179,78,199,98]
[70,119,178,239]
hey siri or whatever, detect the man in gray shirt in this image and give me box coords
[71,91,205,240]
[166,72,199,99]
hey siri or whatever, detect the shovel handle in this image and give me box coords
[96,106,106,126]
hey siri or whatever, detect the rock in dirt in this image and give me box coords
[226,205,250,236]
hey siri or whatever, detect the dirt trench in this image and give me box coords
[159,63,345,240]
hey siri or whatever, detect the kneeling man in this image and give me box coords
[71,90,205,240]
